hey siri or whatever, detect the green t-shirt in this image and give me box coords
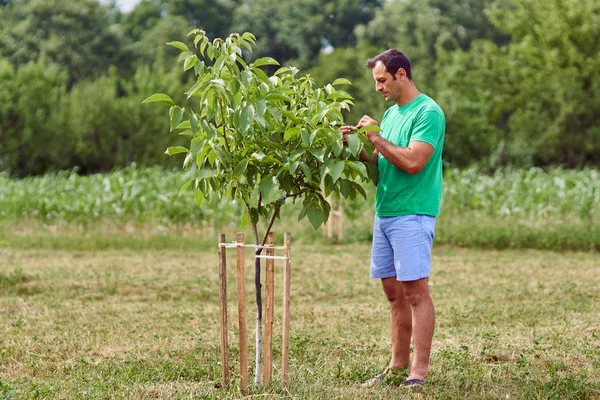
[375,93,445,217]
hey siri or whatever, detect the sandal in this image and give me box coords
[402,378,425,388]
[361,367,408,388]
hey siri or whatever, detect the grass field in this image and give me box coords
[1,230,599,399]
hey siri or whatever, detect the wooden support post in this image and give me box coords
[337,197,343,242]
[281,232,291,384]
[236,233,248,391]
[218,234,229,387]
[326,195,333,238]
[262,232,275,386]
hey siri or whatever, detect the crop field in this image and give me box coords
[1,166,599,251]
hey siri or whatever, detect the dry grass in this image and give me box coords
[1,237,599,399]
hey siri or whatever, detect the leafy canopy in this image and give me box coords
[144,31,377,231]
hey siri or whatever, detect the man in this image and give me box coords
[341,49,445,388]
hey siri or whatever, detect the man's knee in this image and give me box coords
[381,278,405,304]
[401,279,430,307]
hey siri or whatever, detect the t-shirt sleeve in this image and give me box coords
[410,110,445,150]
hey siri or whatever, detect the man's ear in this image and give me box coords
[395,68,407,81]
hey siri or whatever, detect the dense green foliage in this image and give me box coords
[146,31,375,231]
[2,167,598,251]
[1,0,598,176]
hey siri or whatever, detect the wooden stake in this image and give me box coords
[337,197,343,242]
[262,232,275,385]
[281,232,291,384]
[326,195,333,238]
[236,233,248,391]
[218,234,229,387]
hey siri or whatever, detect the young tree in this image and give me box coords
[144,30,377,385]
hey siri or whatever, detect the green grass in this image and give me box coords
[0,230,599,399]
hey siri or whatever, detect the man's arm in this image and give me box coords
[369,136,433,175]
[359,148,379,165]
[357,115,435,175]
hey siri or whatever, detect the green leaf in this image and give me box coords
[178,180,193,196]
[240,105,255,133]
[174,120,191,130]
[190,114,198,135]
[289,160,300,174]
[349,161,368,177]
[284,126,300,141]
[347,134,360,157]
[178,51,194,62]
[300,162,312,181]
[259,177,275,199]
[194,188,205,208]
[265,92,291,103]
[169,106,184,131]
[183,152,193,169]
[164,146,188,156]
[332,134,343,156]
[190,137,204,155]
[307,207,325,230]
[301,128,311,146]
[332,78,353,86]
[213,145,233,166]
[142,93,174,106]
[242,32,256,42]
[256,100,267,118]
[250,189,260,208]
[184,55,198,71]
[252,67,271,84]
[274,67,291,76]
[279,173,293,193]
[340,179,351,198]
[331,161,345,183]
[366,162,379,186]
[213,54,226,72]
[167,41,189,52]
[310,148,325,162]
[352,181,368,199]
[239,211,250,230]
[194,34,203,48]
[252,57,280,68]
[234,158,249,177]
[356,125,381,134]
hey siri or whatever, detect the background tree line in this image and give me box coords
[1,0,598,176]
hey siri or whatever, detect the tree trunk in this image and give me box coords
[252,225,263,385]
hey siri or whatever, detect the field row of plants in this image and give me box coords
[1,166,598,250]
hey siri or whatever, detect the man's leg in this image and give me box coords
[381,277,411,370]
[401,277,435,381]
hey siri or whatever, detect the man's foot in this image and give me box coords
[361,367,407,388]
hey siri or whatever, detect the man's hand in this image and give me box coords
[340,123,379,164]
[357,115,379,141]
[340,125,355,144]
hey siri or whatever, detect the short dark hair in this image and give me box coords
[366,49,412,80]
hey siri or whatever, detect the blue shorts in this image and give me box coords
[370,215,436,281]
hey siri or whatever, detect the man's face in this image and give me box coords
[372,61,402,102]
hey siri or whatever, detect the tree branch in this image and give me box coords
[219,99,231,153]
[257,203,281,255]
